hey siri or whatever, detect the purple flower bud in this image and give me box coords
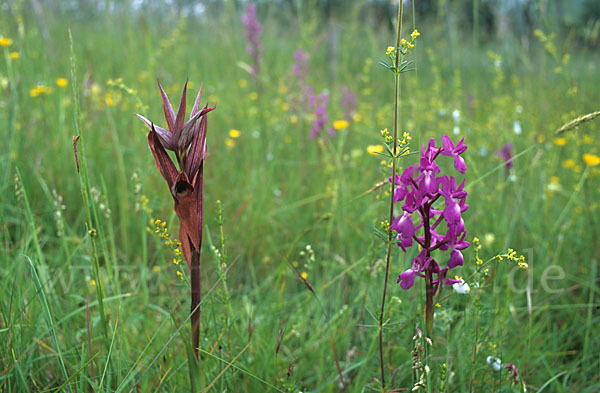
[397,269,416,290]
[391,212,416,251]
[448,249,464,268]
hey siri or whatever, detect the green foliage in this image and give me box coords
[0,2,599,392]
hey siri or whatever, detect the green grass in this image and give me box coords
[1,2,599,392]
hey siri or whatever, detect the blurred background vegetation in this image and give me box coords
[1,0,599,392]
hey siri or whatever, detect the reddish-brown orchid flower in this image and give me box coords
[136,80,215,357]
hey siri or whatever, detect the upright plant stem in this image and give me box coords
[378,2,403,389]
[191,246,202,358]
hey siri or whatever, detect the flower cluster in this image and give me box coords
[339,84,357,121]
[310,92,334,138]
[383,29,420,75]
[136,80,215,269]
[241,3,263,83]
[391,135,469,292]
[150,219,184,266]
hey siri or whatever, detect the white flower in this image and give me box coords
[453,280,471,294]
[486,356,503,371]
[452,109,460,123]
[453,125,460,135]
[513,120,522,135]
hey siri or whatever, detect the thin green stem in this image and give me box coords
[379,1,403,390]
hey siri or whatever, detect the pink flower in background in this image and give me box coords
[340,84,357,121]
[242,3,263,82]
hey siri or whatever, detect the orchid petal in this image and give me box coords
[157,80,176,132]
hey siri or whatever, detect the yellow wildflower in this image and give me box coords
[0,37,13,47]
[56,78,68,88]
[386,46,395,56]
[225,138,235,148]
[562,159,576,168]
[367,144,384,156]
[229,129,241,138]
[249,92,258,101]
[554,137,567,146]
[352,113,361,122]
[29,85,52,98]
[583,153,600,167]
[549,176,560,184]
[333,120,349,130]
[90,279,96,286]
[281,102,289,111]
[411,29,420,40]
[301,272,308,279]
[239,79,248,88]
[9,52,19,59]
[105,92,115,107]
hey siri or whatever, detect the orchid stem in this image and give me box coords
[191,246,202,358]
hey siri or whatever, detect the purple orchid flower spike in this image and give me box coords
[441,135,467,173]
[497,143,514,172]
[391,134,470,337]
[136,80,215,359]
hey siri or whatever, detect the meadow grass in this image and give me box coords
[1,2,599,392]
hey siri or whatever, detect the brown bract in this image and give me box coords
[137,80,215,268]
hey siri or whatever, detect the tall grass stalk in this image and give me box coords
[379,1,403,389]
[68,29,111,349]
[17,168,72,393]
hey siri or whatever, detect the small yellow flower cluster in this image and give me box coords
[473,237,481,251]
[385,30,419,63]
[136,194,151,214]
[30,85,52,98]
[150,219,183,266]
[380,128,393,144]
[107,77,135,95]
[400,38,414,50]
[380,219,390,232]
[497,248,527,269]
[10,52,19,59]
[398,131,411,148]
[56,78,68,88]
